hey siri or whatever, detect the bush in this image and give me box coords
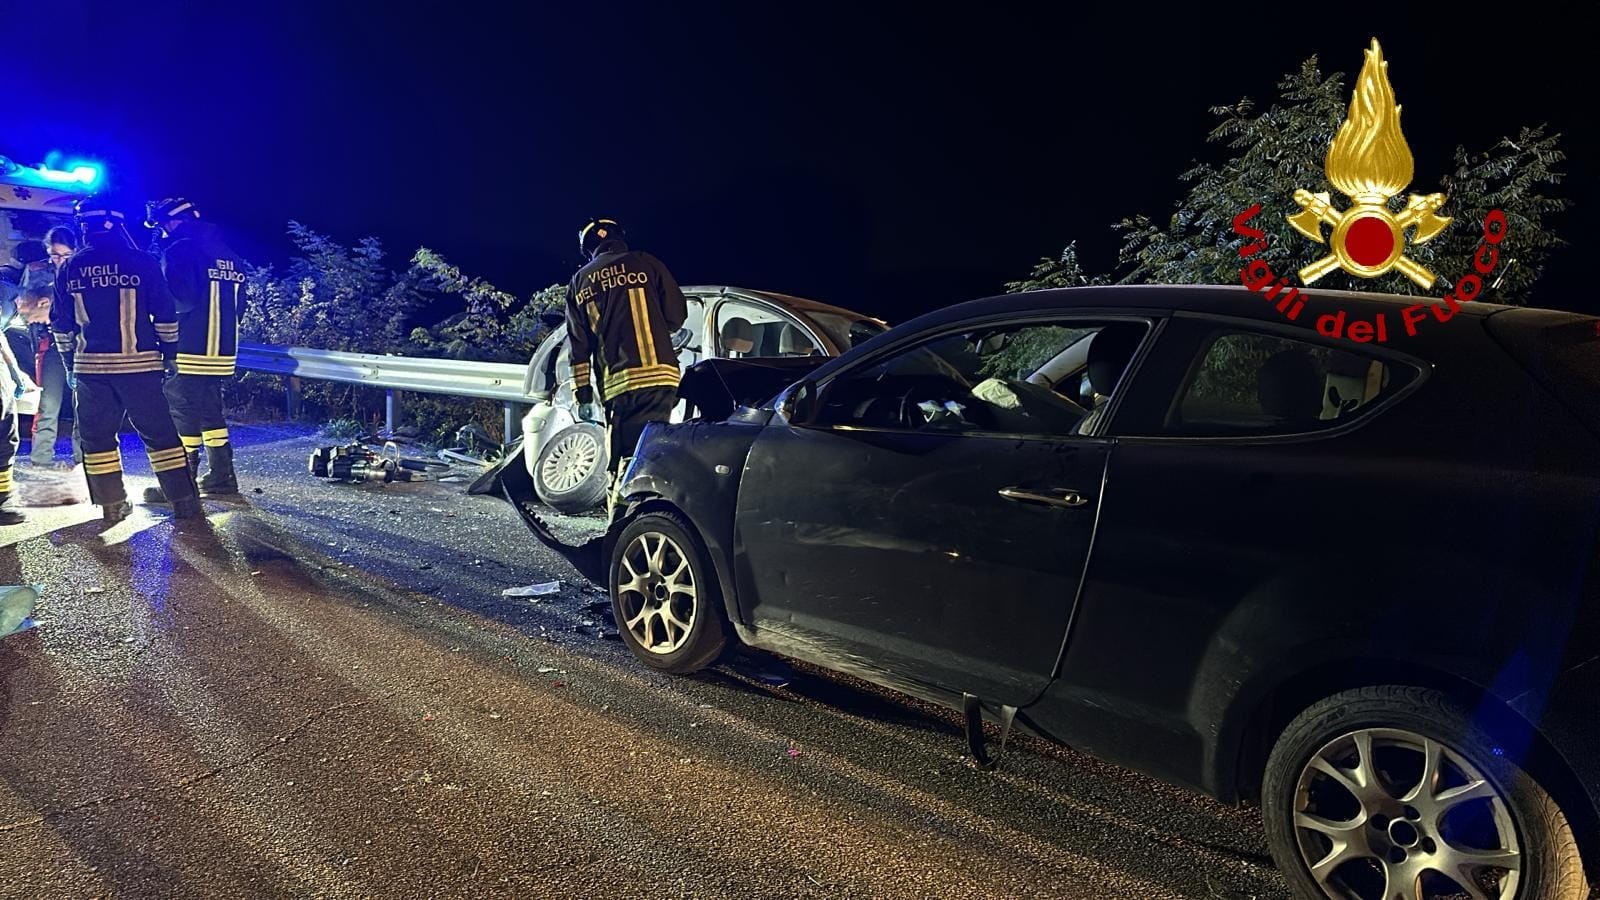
[231,222,565,446]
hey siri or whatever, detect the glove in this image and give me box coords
[577,402,600,424]
[163,355,179,379]
[66,371,77,392]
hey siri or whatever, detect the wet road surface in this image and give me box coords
[1,425,1287,899]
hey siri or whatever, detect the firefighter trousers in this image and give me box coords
[605,386,677,474]
[164,374,236,491]
[76,372,198,506]
[0,392,17,511]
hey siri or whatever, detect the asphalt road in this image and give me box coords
[0,424,1288,899]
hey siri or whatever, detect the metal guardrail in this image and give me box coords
[236,342,535,436]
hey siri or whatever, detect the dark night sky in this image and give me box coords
[7,2,1597,323]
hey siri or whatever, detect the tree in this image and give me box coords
[1015,57,1571,305]
[405,248,564,363]
[234,224,565,440]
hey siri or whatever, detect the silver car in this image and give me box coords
[519,286,885,512]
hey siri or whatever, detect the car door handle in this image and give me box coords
[998,487,1090,509]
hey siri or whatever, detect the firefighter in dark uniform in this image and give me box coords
[0,319,25,526]
[50,198,201,522]
[141,198,244,500]
[565,218,687,478]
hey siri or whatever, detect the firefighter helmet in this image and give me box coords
[579,218,624,259]
[147,197,201,227]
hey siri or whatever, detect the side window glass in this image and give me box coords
[1166,331,1414,436]
[714,299,811,358]
[811,320,1148,438]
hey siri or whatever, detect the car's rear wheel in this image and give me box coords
[610,511,727,673]
[1262,685,1588,900]
[533,423,609,513]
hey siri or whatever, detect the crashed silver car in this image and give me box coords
[516,286,884,512]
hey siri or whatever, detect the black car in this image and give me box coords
[551,284,1600,899]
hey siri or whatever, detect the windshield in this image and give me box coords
[805,311,887,353]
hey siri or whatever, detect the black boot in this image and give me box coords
[172,497,204,519]
[102,500,133,523]
[199,444,239,497]
[0,505,24,526]
[145,450,201,504]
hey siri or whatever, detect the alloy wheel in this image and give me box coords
[615,532,698,654]
[1293,727,1521,900]
[540,430,601,493]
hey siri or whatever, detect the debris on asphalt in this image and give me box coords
[503,581,560,598]
[786,746,803,759]
[1,585,40,638]
[536,666,560,674]
[85,586,106,595]
[582,599,611,615]
[760,672,792,688]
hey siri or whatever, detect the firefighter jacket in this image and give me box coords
[50,235,177,375]
[163,221,246,376]
[565,240,688,404]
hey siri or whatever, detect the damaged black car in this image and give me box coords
[489,283,1600,899]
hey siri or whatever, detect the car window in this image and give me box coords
[806,311,887,351]
[714,298,815,358]
[1164,330,1412,436]
[811,320,1148,438]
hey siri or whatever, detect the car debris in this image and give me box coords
[502,581,561,598]
[308,441,452,485]
[1,585,40,638]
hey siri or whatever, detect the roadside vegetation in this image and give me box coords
[230,222,565,445]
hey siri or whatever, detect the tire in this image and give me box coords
[609,511,728,674]
[533,423,609,513]
[1261,685,1588,900]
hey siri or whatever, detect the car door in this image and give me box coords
[1026,314,1431,788]
[734,315,1154,706]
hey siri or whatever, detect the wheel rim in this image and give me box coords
[1293,727,1521,900]
[540,430,600,493]
[614,532,697,655]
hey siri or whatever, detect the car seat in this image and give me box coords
[779,323,817,357]
[721,317,755,356]
[1256,349,1324,425]
[1075,324,1146,435]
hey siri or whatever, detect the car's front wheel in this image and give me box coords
[1262,685,1588,900]
[610,511,728,673]
[533,423,610,513]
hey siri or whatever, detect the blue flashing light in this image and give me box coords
[1,151,105,192]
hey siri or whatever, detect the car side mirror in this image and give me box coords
[671,326,695,351]
[779,379,818,424]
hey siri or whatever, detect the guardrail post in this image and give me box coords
[385,390,399,436]
[286,376,301,420]
[502,402,518,445]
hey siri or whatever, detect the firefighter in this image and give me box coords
[50,198,201,522]
[0,320,25,526]
[565,218,687,479]
[142,197,244,500]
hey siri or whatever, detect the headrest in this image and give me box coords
[721,317,755,354]
[1086,324,1145,395]
[779,323,814,356]
[1257,349,1323,423]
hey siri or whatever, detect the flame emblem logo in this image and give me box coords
[1288,39,1452,288]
